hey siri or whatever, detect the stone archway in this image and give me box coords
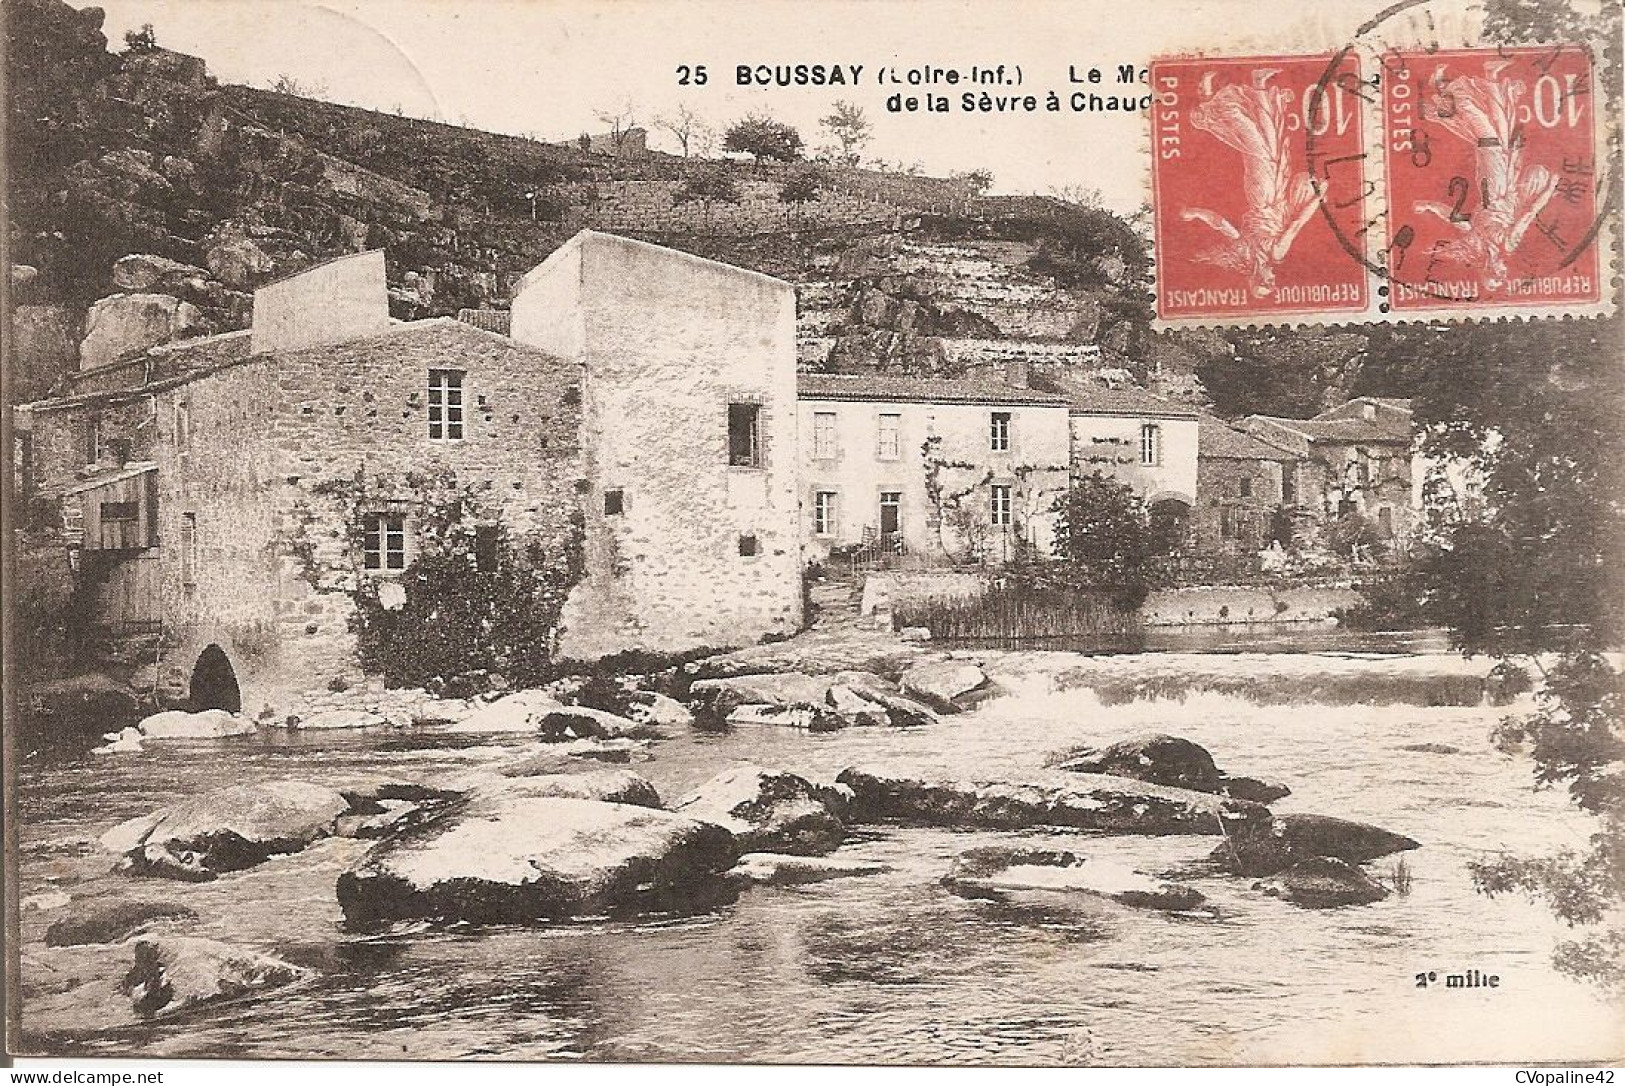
[1148,495,1194,554]
[188,644,242,714]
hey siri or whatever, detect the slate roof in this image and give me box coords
[797,373,1069,406]
[1197,414,1300,461]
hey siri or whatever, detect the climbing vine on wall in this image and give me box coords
[307,467,586,688]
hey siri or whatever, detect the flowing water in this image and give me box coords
[15,647,1623,1065]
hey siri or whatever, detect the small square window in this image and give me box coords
[604,489,625,516]
[362,512,408,571]
[101,501,140,523]
[738,533,759,557]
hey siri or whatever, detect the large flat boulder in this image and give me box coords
[831,672,941,728]
[335,796,740,926]
[46,900,199,947]
[898,660,988,713]
[688,673,834,716]
[1215,813,1420,876]
[123,937,311,1018]
[673,765,847,855]
[942,846,1206,912]
[538,706,652,742]
[1051,733,1290,804]
[111,253,208,292]
[727,853,890,887]
[136,708,254,739]
[474,769,661,809]
[110,780,350,881]
[1253,856,1390,908]
[448,689,564,733]
[837,767,1270,836]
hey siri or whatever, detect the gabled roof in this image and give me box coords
[25,317,562,414]
[797,373,1069,407]
[1198,414,1300,461]
[1250,412,1412,445]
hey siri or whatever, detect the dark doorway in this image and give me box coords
[189,644,242,713]
[879,491,902,542]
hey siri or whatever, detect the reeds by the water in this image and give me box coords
[892,578,1138,647]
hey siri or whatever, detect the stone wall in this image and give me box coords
[512,232,803,658]
[576,178,901,237]
[1193,457,1287,555]
[24,317,587,715]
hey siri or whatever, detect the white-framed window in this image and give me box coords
[814,491,837,535]
[362,512,407,572]
[1139,423,1161,466]
[813,411,837,460]
[728,403,763,467]
[428,369,465,441]
[990,484,1013,528]
[877,413,901,460]
[990,411,1012,452]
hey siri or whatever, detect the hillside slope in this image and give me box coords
[6,0,1156,402]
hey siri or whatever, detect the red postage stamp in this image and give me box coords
[1150,53,1370,323]
[1381,45,1602,311]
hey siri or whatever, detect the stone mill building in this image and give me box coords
[17,233,803,717]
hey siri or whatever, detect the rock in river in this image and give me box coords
[46,900,199,947]
[673,765,848,855]
[108,780,350,881]
[942,846,1207,912]
[123,936,311,1018]
[837,767,1270,836]
[136,708,255,740]
[1214,813,1420,876]
[475,769,662,809]
[448,689,563,733]
[538,706,653,742]
[335,796,740,926]
[1051,733,1290,804]
[898,660,988,713]
[688,672,833,716]
[727,853,890,887]
[1253,856,1390,908]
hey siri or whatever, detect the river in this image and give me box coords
[14,646,1623,1064]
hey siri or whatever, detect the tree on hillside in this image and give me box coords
[723,113,803,167]
[655,103,710,157]
[269,72,330,98]
[778,167,823,221]
[818,100,871,164]
[123,23,158,52]
[593,99,639,151]
[671,169,741,224]
[1050,472,1164,609]
[1197,328,1367,419]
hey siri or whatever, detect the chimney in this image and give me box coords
[251,250,391,354]
[1362,402,1377,420]
[1005,358,1031,389]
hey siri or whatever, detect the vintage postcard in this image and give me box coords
[4,0,1623,1075]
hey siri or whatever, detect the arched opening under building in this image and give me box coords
[188,644,242,714]
[1148,496,1194,554]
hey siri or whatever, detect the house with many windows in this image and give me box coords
[1194,413,1299,554]
[1245,397,1418,549]
[796,373,1072,565]
[18,233,803,716]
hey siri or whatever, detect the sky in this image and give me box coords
[82,0,1492,212]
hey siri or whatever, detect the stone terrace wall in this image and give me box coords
[574,179,902,236]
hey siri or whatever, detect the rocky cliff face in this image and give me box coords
[6,0,1151,400]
